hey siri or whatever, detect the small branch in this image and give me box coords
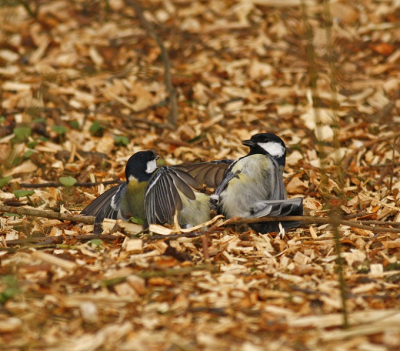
[126,0,178,127]
[0,205,95,224]
[343,134,396,170]
[134,264,218,278]
[19,179,123,189]
[228,215,400,233]
[5,234,123,246]
[2,204,400,236]
[112,110,173,130]
[343,211,368,219]
[144,230,220,241]
[389,135,400,190]
[17,0,37,18]
[370,162,400,168]
[8,104,173,130]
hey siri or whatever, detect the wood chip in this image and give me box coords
[31,251,78,271]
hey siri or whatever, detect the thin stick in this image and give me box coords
[17,0,37,18]
[230,215,400,233]
[389,135,400,190]
[342,135,396,170]
[323,0,349,328]
[0,205,95,224]
[301,0,349,327]
[2,204,400,234]
[5,234,123,246]
[8,103,173,130]
[19,179,123,189]
[126,0,178,127]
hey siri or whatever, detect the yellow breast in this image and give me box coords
[119,179,147,222]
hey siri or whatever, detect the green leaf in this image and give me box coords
[32,118,46,124]
[59,176,77,187]
[13,126,31,143]
[0,275,20,304]
[2,275,18,285]
[102,277,126,287]
[70,120,80,129]
[114,135,129,146]
[89,120,104,136]
[0,176,12,188]
[3,213,22,218]
[24,150,36,158]
[11,156,22,166]
[13,190,35,199]
[89,239,102,247]
[129,216,145,225]
[189,135,202,143]
[51,125,68,135]
[27,140,38,148]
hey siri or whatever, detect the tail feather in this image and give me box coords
[249,197,303,233]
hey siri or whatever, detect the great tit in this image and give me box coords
[81,150,210,233]
[210,133,303,234]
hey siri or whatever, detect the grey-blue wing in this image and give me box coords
[81,184,126,218]
[213,158,241,197]
[81,183,127,233]
[144,167,197,228]
[269,157,287,200]
[173,160,232,188]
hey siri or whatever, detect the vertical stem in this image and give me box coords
[17,0,37,18]
[126,0,178,127]
[390,135,400,191]
[323,0,348,328]
[301,0,349,328]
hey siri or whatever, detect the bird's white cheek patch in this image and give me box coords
[258,142,285,157]
[146,159,157,173]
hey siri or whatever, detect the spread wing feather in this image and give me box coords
[81,183,127,235]
[80,183,126,220]
[145,167,198,226]
[173,160,232,188]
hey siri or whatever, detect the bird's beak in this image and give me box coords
[242,140,255,147]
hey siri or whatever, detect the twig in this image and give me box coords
[370,162,400,168]
[0,247,18,253]
[389,135,400,190]
[5,234,123,246]
[126,0,178,127]
[0,205,95,224]
[17,0,37,18]
[343,211,368,219]
[134,265,218,278]
[228,215,400,232]
[342,134,396,170]
[111,110,173,130]
[3,203,400,237]
[322,0,348,328]
[8,104,173,130]
[19,179,123,189]
[144,231,220,241]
